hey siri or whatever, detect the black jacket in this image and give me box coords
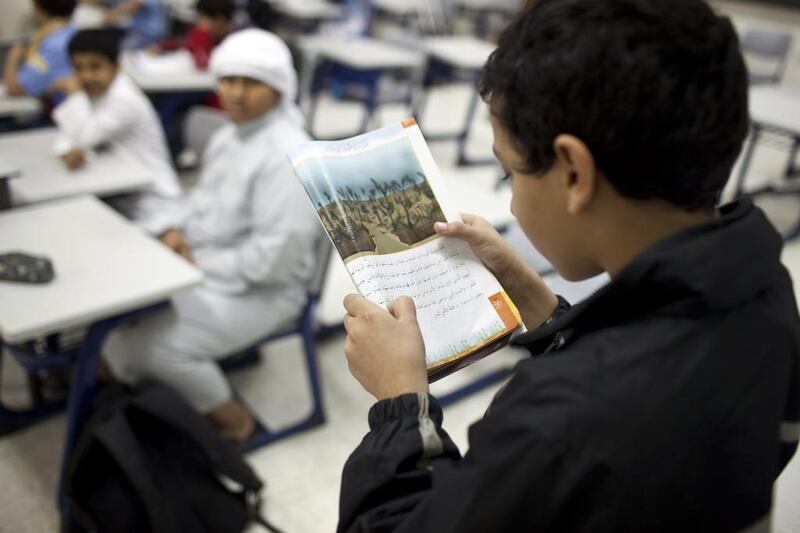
[338,200,800,533]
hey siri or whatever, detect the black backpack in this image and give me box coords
[63,382,282,533]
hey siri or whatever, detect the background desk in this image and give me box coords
[0,85,41,118]
[417,36,496,165]
[0,195,203,515]
[122,53,215,93]
[0,196,202,343]
[271,0,341,25]
[298,37,425,136]
[735,85,800,194]
[0,128,154,206]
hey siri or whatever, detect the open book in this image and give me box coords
[289,118,523,382]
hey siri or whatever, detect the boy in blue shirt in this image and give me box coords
[3,0,76,103]
[104,0,167,50]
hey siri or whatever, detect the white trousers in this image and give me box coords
[104,283,305,412]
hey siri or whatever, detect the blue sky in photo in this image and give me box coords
[292,131,427,208]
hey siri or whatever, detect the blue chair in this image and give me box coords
[223,235,335,451]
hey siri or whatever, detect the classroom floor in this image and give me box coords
[3,2,800,531]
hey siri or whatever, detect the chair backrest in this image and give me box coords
[742,28,793,84]
[181,106,228,162]
[307,232,334,301]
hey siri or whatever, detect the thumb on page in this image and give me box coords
[388,296,417,322]
[434,215,487,245]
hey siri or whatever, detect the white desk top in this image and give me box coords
[0,85,42,117]
[457,0,520,13]
[270,0,341,20]
[750,85,800,134]
[299,37,425,70]
[0,128,155,205]
[122,52,215,93]
[0,157,21,179]
[423,36,496,70]
[0,196,203,343]
[372,0,426,16]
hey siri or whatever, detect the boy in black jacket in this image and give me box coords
[339,0,800,531]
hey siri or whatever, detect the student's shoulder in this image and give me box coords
[108,74,158,111]
[257,115,309,147]
[40,25,76,52]
[502,322,655,412]
[205,123,238,154]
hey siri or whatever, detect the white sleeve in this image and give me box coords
[52,91,134,149]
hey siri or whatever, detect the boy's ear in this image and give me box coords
[553,134,597,215]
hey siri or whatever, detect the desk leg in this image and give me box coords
[307,91,321,138]
[0,177,11,210]
[456,84,480,166]
[457,85,495,167]
[359,80,379,134]
[786,135,800,179]
[57,302,169,520]
[734,124,761,198]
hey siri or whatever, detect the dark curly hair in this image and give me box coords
[480,0,749,210]
[69,29,125,64]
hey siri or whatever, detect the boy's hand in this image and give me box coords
[343,294,428,400]
[434,214,559,328]
[434,215,515,281]
[160,228,194,263]
[60,147,86,170]
[50,76,82,95]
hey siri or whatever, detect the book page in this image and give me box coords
[289,119,520,369]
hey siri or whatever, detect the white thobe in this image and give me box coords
[53,72,181,233]
[104,110,321,412]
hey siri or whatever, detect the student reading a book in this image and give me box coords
[50,28,181,234]
[103,29,318,442]
[337,0,800,530]
[2,0,76,104]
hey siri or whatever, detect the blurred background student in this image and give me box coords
[103,29,320,442]
[50,28,181,233]
[150,0,235,155]
[155,0,235,70]
[3,0,76,104]
[103,0,167,50]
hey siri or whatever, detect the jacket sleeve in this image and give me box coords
[339,383,571,533]
[781,338,800,469]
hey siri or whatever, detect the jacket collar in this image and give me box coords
[514,199,785,346]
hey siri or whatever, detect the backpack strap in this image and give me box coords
[94,411,183,533]
[130,382,263,492]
